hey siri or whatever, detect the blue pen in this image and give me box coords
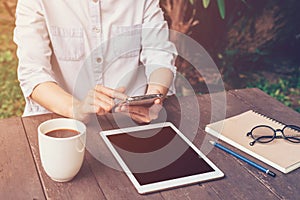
[210,141,276,177]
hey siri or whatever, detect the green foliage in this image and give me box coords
[189,0,195,4]
[0,2,25,119]
[217,0,225,19]
[0,34,25,119]
[202,0,210,8]
[247,76,300,113]
[0,50,13,62]
[189,0,226,19]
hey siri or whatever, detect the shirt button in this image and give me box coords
[92,27,101,33]
[96,57,103,64]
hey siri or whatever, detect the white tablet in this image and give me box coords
[100,122,224,194]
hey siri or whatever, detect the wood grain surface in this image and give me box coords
[0,88,299,199]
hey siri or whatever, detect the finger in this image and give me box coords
[93,91,115,107]
[87,90,114,110]
[114,105,147,118]
[120,105,159,122]
[125,104,162,120]
[89,87,122,109]
[119,110,151,124]
[94,99,114,113]
[94,85,127,100]
[131,113,151,123]
[149,104,162,120]
[120,105,149,116]
[150,103,163,112]
[154,98,161,104]
[116,87,126,93]
[86,104,106,115]
[86,95,114,114]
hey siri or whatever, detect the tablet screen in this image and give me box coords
[107,126,214,186]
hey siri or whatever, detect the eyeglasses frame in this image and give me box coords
[246,124,300,146]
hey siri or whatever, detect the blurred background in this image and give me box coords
[0,0,299,119]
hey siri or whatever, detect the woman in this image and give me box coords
[14,0,177,123]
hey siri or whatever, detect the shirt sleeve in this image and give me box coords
[13,0,56,98]
[140,0,177,82]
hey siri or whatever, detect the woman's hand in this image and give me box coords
[73,85,127,122]
[115,98,163,124]
[115,85,166,124]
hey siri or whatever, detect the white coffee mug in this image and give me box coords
[38,118,86,182]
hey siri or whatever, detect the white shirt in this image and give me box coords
[14,0,177,116]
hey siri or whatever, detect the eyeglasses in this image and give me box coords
[246,125,300,146]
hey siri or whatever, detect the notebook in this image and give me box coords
[205,110,300,174]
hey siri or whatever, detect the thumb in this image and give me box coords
[116,87,126,93]
[154,98,161,104]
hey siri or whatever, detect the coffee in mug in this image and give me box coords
[45,129,80,138]
[38,118,86,182]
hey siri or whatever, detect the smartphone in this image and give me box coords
[120,94,163,106]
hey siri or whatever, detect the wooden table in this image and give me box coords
[1,88,299,200]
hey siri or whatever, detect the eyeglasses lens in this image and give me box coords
[283,126,300,143]
[252,126,274,143]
